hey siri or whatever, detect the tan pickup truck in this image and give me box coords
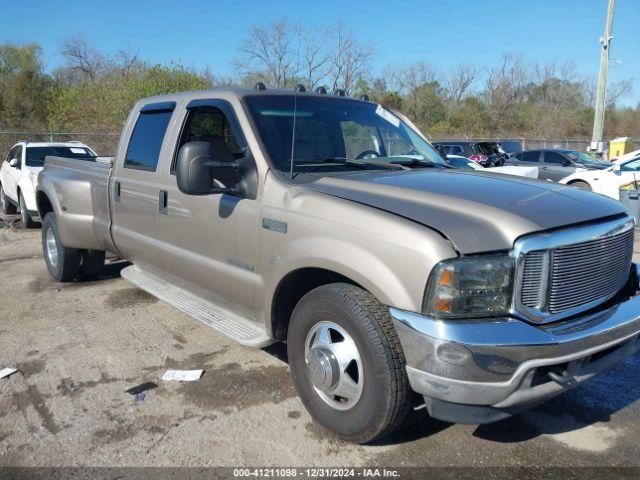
[36,87,640,443]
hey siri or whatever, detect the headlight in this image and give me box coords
[423,255,514,318]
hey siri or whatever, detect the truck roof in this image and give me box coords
[135,87,371,106]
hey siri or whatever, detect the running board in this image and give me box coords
[121,265,273,348]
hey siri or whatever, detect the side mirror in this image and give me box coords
[562,159,572,167]
[613,163,622,174]
[176,141,241,196]
[9,158,19,168]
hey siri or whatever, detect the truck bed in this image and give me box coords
[38,156,116,253]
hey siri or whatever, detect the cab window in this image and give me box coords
[124,110,173,172]
[172,106,244,173]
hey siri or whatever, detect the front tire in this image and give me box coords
[0,184,17,214]
[42,212,80,282]
[19,192,37,228]
[287,283,412,444]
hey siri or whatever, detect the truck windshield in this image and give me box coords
[26,146,95,166]
[244,95,446,175]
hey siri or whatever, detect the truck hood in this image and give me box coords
[303,169,627,254]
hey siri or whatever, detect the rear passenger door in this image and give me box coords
[541,151,573,182]
[111,102,176,268]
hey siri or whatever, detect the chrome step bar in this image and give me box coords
[121,265,273,348]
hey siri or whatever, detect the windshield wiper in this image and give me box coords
[387,158,452,169]
[317,157,402,169]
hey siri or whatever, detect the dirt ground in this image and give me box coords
[0,213,639,468]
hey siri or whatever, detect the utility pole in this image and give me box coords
[591,0,615,147]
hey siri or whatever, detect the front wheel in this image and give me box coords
[287,283,412,444]
[42,213,80,282]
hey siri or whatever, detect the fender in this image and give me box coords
[36,163,102,250]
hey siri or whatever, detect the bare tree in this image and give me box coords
[114,48,141,77]
[446,63,479,103]
[298,26,331,90]
[60,34,104,81]
[327,24,373,94]
[606,79,634,107]
[394,61,440,94]
[235,19,296,87]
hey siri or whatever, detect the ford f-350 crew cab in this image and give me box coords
[36,88,640,443]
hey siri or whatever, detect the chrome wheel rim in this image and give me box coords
[45,228,59,268]
[304,321,364,411]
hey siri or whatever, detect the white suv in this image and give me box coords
[0,141,96,227]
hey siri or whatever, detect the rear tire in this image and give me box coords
[287,283,412,444]
[42,212,80,282]
[0,184,17,214]
[19,192,37,228]
[570,181,592,191]
[79,250,105,279]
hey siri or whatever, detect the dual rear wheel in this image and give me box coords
[42,213,105,282]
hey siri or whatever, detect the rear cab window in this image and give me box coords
[124,103,175,172]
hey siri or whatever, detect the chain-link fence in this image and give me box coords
[0,131,120,158]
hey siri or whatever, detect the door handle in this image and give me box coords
[159,190,168,215]
[114,181,121,203]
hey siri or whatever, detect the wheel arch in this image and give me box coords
[270,267,363,341]
[565,178,591,187]
[36,189,56,220]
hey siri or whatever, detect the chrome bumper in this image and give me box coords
[391,268,640,424]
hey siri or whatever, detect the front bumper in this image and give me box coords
[391,267,640,424]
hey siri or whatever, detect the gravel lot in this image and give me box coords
[1,213,639,468]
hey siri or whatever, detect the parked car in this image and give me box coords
[444,154,538,178]
[0,141,96,227]
[506,149,610,182]
[560,153,640,199]
[612,148,640,164]
[432,141,507,167]
[36,88,640,443]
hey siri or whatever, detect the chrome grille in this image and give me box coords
[521,251,545,308]
[517,217,635,322]
[548,228,634,313]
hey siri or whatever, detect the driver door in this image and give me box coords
[154,100,260,317]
